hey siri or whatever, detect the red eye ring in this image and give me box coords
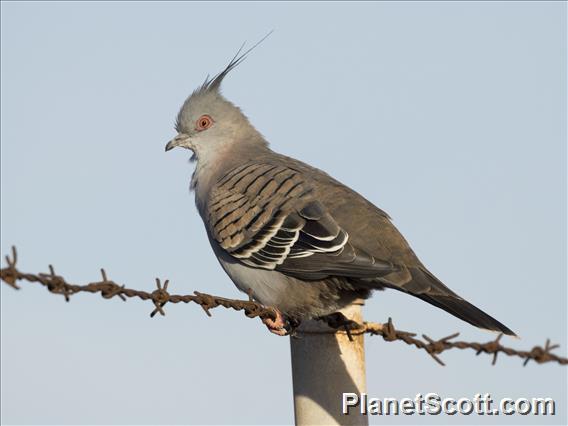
[196,115,213,131]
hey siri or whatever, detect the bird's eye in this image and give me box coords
[196,115,213,131]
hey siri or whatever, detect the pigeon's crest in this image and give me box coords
[175,33,272,133]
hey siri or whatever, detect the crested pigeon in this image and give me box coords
[165,46,515,337]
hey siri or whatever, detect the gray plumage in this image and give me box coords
[166,48,515,336]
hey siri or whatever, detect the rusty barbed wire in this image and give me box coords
[0,247,277,322]
[351,320,566,367]
[1,246,566,367]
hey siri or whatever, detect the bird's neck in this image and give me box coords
[191,137,271,209]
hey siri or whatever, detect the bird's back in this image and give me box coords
[260,151,424,269]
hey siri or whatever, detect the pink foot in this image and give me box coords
[262,308,288,336]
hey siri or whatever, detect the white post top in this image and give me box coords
[290,301,368,426]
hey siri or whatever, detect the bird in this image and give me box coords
[165,43,515,337]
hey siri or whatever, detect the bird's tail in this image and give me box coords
[413,292,516,336]
[372,266,516,336]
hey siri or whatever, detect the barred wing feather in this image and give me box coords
[208,163,396,280]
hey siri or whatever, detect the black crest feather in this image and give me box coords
[175,32,273,133]
[198,31,273,93]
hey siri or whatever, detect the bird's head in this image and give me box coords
[165,37,270,162]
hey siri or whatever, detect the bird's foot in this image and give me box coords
[284,317,302,337]
[262,308,288,336]
[318,312,362,342]
[319,311,360,330]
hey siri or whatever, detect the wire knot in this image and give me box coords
[194,291,215,317]
[150,278,170,317]
[39,265,72,301]
[1,246,20,289]
[382,317,398,341]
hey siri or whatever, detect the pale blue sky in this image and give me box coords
[1,2,566,425]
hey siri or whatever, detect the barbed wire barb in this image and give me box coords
[1,246,566,367]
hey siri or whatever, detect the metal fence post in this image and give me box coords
[290,300,368,425]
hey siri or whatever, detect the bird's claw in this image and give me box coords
[262,308,288,336]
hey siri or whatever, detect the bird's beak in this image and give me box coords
[165,133,191,152]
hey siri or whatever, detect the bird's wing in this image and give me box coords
[206,158,516,335]
[206,162,398,280]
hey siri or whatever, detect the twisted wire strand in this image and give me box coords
[2,247,565,367]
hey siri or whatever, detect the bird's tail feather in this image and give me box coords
[366,266,516,336]
[413,292,516,336]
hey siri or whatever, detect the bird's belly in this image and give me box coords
[207,232,354,318]
[205,230,287,306]
[217,256,288,307]
[216,254,358,320]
